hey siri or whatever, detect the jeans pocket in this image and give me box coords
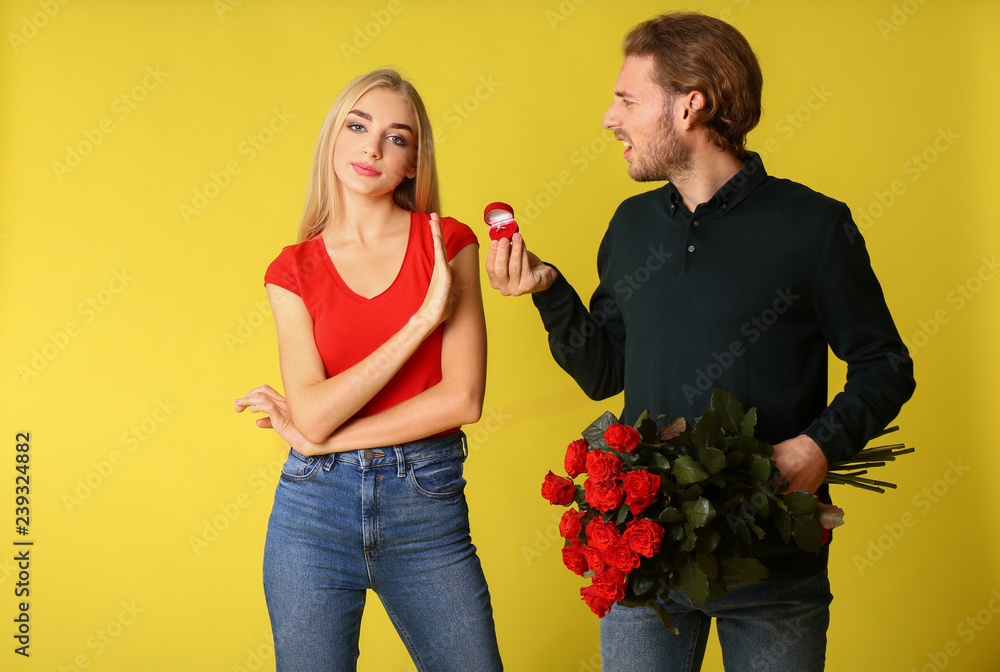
[406,451,466,499]
[279,448,322,482]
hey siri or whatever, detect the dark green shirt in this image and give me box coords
[532,153,915,574]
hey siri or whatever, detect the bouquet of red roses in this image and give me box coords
[541,388,911,631]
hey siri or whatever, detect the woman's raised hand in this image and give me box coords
[413,213,455,331]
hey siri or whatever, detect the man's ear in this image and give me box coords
[678,90,707,129]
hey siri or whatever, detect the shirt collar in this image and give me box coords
[665,152,768,217]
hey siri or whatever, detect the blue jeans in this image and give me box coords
[262,431,502,672]
[599,571,832,672]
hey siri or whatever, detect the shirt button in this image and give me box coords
[687,245,695,253]
[692,220,700,227]
[362,449,375,461]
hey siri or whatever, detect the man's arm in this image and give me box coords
[804,208,916,465]
[486,232,628,401]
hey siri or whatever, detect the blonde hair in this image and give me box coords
[297,69,440,242]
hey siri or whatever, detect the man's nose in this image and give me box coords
[602,104,619,130]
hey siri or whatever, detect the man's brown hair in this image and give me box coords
[623,12,763,158]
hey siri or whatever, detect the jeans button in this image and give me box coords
[362,449,375,461]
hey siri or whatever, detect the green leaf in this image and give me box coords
[736,434,764,458]
[679,556,710,603]
[751,483,774,517]
[739,407,758,436]
[711,388,744,434]
[616,504,631,525]
[707,474,728,489]
[673,455,709,485]
[618,451,640,468]
[792,515,822,553]
[676,484,704,501]
[647,451,672,471]
[773,508,792,544]
[699,447,726,475]
[707,574,728,600]
[658,417,687,442]
[637,412,658,444]
[667,523,685,541]
[734,518,752,546]
[692,407,720,450]
[737,434,773,458]
[678,524,698,553]
[694,527,721,554]
[650,601,679,635]
[670,431,695,450]
[581,411,618,451]
[722,556,769,583]
[783,491,818,516]
[682,497,717,528]
[695,552,719,580]
[630,572,656,599]
[750,454,772,482]
[658,507,686,524]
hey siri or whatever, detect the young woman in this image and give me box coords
[235,69,502,672]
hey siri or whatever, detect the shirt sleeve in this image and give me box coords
[803,206,916,462]
[441,216,478,260]
[531,231,628,401]
[264,245,302,296]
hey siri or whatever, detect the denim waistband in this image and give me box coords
[310,430,467,474]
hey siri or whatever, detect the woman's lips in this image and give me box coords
[351,162,381,176]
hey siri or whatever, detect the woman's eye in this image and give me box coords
[388,135,407,146]
[347,122,365,132]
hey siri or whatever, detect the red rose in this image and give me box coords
[564,438,589,478]
[562,540,588,576]
[585,450,623,481]
[621,469,662,515]
[604,538,641,574]
[580,584,614,617]
[584,477,625,513]
[585,518,620,550]
[541,471,576,506]
[603,423,640,453]
[584,544,606,572]
[623,518,665,558]
[559,509,585,540]
[592,565,627,602]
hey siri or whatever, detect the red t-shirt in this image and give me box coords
[264,212,478,435]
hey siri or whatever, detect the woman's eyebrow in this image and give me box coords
[348,109,412,133]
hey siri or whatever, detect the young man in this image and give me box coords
[486,12,915,672]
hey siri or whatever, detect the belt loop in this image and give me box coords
[322,453,336,472]
[394,445,406,477]
[460,431,469,458]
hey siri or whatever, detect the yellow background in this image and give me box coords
[2,0,998,670]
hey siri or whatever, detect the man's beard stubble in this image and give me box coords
[628,107,693,183]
